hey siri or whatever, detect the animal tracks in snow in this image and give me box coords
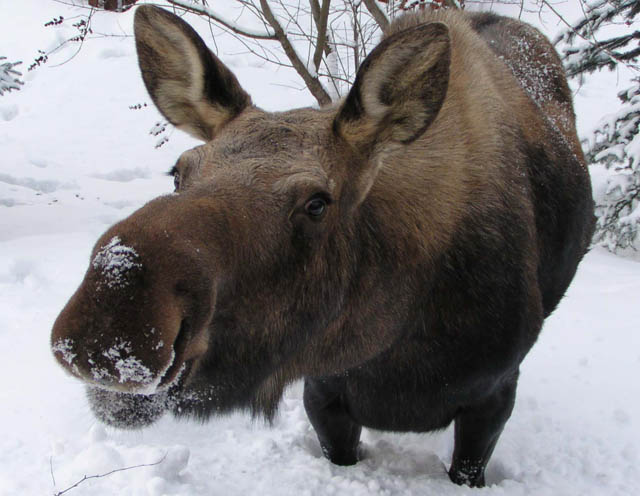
[0,103,19,121]
[0,172,75,194]
[90,167,151,182]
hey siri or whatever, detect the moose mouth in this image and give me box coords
[85,315,215,429]
[85,318,200,429]
[87,358,194,429]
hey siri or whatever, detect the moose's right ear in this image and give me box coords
[134,5,251,141]
[333,22,450,207]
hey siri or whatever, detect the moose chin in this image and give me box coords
[51,5,594,488]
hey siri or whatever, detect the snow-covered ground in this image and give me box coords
[1,1,638,494]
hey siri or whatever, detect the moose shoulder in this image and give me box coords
[51,6,594,488]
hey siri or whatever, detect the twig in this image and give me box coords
[362,0,389,30]
[167,0,277,40]
[52,454,166,496]
[50,456,56,489]
[33,8,96,70]
[311,0,331,71]
[260,0,332,105]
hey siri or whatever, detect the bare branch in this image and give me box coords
[349,0,360,69]
[260,0,332,105]
[167,0,277,40]
[313,0,331,71]
[49,456,56,489]
[309,0,321,23]
[362,0,389,30]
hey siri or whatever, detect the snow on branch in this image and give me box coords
[553,0,640,253]
[588,78,640,252]
[0,57,23,96]
[554,0,640,78]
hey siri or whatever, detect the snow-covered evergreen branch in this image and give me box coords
[0,57,23,96]
[555,0,640,254]
[589,79,640,252]
[555,0,639,77]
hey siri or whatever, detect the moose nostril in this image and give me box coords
[174,280,191,296]
[174,319,190,357]
[158,319,190,388]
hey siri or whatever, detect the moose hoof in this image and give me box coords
[321,444,361,466]
[448,466,486,488]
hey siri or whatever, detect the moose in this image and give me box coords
[51,5,594,487]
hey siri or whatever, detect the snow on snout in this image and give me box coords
[101,339,153,386]
[89,338,176,395]
[52,338,80,376]
[92,236,142,289]
[52,338,76,366]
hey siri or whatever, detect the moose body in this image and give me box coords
[51,6,594,487]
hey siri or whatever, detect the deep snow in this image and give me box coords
[1,1,638,495]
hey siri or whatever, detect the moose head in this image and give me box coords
[51,5,451,425]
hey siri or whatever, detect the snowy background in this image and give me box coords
[1,1,638,494]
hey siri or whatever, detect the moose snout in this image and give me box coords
[50,291,182,394]
[51,227,215,394]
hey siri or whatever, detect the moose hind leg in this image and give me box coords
[303,378,362,466]
[449,373,518,487]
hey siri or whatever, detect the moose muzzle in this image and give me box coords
[51,197,217,394]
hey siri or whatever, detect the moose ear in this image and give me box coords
[134,6,251,141]
[333,22,450,202]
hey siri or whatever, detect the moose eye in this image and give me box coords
[168,165,181,191]
[304,195,329,218]
[173,172,181,191]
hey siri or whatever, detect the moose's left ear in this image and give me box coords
[334,22,451,154]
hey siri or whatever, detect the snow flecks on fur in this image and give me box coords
[90,365,113,383]
[87,386,169,429]
[497,32,574,134]
[114,356,153,384]
[92,236,142,289]
[52,338,76,365]
[496,30,556,108]
[494,32,584,169]
[99,339,153,386]
[100,340,175,394]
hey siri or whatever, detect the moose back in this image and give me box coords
[51,6,594,487]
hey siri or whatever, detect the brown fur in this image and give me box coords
[51,6,594,487]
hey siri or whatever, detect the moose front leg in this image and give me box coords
[303,377,362,466]
[449,373,518,487]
